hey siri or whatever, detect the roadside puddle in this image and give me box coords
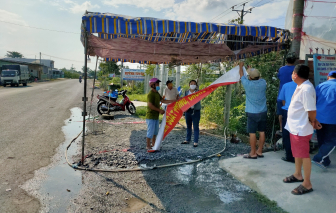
[21,107,84,212]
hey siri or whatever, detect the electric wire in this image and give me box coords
[0,20,80,34]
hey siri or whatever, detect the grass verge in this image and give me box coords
[128,94,147,102]
[135,106,163,122]
[253,192,288,213]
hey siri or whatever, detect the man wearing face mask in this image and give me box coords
[146,78,174,150]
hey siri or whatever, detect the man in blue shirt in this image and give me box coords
[239,62,267,159]
[276,53,296,133]
[278,81,297,163]
[312,71,336,169]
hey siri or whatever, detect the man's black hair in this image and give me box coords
[294,64,310,80]
[166,80,173,86]
[330,72,336,78]
[286,57,296,64]
[286,52,296,64]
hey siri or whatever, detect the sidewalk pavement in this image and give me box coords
[219,150,336,213]
[132,101,147,107]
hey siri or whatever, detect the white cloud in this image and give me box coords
[103,0,175,11]
[66,1,100,14]
[0,9,28,33]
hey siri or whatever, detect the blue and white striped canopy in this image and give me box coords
[81,12,289,64]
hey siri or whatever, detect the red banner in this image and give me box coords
[163,81,236,139]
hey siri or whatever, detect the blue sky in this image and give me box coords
[0,0,291,70]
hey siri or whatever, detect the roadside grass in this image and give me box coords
[128,94,147,102]
[254,192,288,213]
[135,106,163,122]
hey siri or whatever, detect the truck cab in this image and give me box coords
[0,65,29,87]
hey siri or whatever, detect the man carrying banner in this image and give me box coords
[239,62,267,159]
[146,78,174,150]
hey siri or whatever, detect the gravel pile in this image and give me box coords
[79,109,250,170]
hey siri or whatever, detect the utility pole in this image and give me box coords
[223,4,253,126]
[232,3,253,24]
[291,0,304,58]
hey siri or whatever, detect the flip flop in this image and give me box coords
[181,141,190,144]
[193,143,198,147]
[283,175,304,183]
[291,184,313,195]
[257,154,264,158]
[243,154,257,159]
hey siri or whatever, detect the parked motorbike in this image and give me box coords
[96,90,136,115]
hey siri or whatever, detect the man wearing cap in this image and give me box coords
[239,62,267,159]
[146,78,174,150]
[163,80,180,101]
[311,71,336,169]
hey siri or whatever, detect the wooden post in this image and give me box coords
[224,84,232,126]
[120,61,123,87]
[291,0,305,57]
[176,65,181,89]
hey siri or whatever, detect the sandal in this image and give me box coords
[256,153,264,158]
[181,141,190,144]
[193,143,198,147]
[243,154,257,159]
[291,184,313,195]
[283,175,304,183]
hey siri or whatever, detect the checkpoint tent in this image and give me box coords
[81,12,290,65]
[79,12,290,161]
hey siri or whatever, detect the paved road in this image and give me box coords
[0,79,88,213]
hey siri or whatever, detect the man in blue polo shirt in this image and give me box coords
[276,53,296,133]
[239,62,267,159]
[312,71,336,169]
[278,81,297,163]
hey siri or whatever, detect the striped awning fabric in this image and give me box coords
[81,12,289,64]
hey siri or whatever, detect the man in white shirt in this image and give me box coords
[283,64,321,195]
[163,80,179,101]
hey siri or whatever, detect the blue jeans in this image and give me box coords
[185,109,200,143]
[146,119,159,139]
[313,123,336,166]
[282,110,294,161]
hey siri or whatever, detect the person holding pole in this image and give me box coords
[239,62,267,159]
[146,78,174,150]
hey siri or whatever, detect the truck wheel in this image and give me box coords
[23,82,27,86]
[11,84,14,87]
[15,83,19,87]
[3,84,6,87]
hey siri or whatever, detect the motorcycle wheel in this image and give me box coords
[126,103,136,114]
[97,102,111,115]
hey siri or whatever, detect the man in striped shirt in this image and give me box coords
[239,62,267,159]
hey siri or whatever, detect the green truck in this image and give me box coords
[1,65,29,87]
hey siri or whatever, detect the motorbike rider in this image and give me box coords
[146,78,175,150]
[79,75,82,83]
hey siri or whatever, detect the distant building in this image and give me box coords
[1,58,55,80]
[52,69,64,79]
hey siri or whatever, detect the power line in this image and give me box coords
[209,0,255,22]
[41,53,83,63]
[0,20,80,34]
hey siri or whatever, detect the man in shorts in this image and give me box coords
[283,64,321,195]
[146,78,174,150]
[239,62,267,159]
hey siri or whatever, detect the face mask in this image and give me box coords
[156,86,160,91]
[190,85,197,90]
